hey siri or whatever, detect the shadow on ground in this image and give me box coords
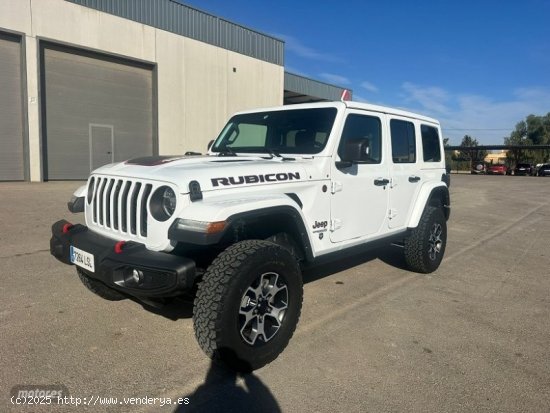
[131,296,194,320]
[302,244,408,283]
[135,245,408,321]
[174,359,281,413]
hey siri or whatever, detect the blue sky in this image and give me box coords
[184,0,550,144]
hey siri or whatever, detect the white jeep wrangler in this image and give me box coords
[51,101,450,371]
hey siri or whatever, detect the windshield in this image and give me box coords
[211,108,338,155]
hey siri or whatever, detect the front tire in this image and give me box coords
[193,240,303,372]
[404,206,447,273]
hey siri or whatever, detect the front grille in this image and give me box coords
[90,177,153,237]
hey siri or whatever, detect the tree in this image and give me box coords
[457,135,487,162]
[505,113,550,164]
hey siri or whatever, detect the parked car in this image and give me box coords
[537,164,550,177]
[514,163,535,176]
[487,164,508,175]
[471,161,486,174]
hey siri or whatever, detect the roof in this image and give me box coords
[233,101,439,124]
[344,101,439,124]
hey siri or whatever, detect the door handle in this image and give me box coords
[408,175,421,183]
[374,178,390,186]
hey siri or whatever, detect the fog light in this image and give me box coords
[132,269,144,284]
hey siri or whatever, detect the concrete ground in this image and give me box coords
[1,175,549,412]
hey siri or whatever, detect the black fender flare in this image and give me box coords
[169,206,314,262]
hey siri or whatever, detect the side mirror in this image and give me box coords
[337,138,371,168]
[207,140,214,151]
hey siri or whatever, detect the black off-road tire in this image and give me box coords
[77,268,126,301]
[193,240,303,372]
[404,206,447,274]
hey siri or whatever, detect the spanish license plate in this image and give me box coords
[70,246,95,272]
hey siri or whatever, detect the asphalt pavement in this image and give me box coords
[1,174,549,412]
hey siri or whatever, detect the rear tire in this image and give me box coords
[77,268,126,301]
[404,206,447,273]
[193,240,303,372]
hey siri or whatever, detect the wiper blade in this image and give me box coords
[259,148,276,159]
[260,148,295,161]
[217,145,237,157]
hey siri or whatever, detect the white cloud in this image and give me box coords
[319,73,350,86]
[399,83,550,145]
[360,81,379,93]
[401,82,451,115]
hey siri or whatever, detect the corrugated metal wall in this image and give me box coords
[284,72,348,102]
[65,0,284,66]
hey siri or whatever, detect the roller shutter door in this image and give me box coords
[0,33,25,181]
[42,45,154,180]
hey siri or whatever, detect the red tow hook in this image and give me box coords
[114,241,126,254]
[62,223,74,234]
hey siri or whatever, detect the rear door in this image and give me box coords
[387,117,421,229]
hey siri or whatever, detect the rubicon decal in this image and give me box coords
[211,172,301,187]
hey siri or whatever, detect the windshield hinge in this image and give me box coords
[330,219,342,231]
[331,181,343,194]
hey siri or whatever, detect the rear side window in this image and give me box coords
[390,119,416,163]
[421,125,442,162]
[338,114,382,163]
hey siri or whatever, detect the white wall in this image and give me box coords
[0,0,283,180]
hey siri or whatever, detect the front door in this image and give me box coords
[330,111,390,243]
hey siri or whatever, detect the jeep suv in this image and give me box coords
[50,101,450,371]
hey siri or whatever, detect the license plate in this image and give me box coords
[70,246,95,272]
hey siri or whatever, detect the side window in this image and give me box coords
[338,114,382,163]
[390,119,416,163]
[421,125,441,162]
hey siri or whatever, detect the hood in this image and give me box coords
[92,155,317,193]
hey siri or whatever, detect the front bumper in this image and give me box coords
[50,220,196,298]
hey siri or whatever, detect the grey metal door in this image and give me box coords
[42,45,154,180]
[90,124,114,171]
[0,33,25,181]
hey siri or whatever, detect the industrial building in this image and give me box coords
[0,0,349,181]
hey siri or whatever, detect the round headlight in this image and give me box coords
[150,186,177,221]
[87,177,95,204]
[161,187,177,216]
